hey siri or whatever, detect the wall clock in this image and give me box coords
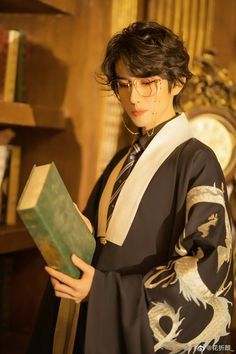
[186,107,236,182]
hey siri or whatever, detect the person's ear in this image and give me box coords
[171,78,186,96]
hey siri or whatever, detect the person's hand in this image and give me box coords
[45,254,95,303]
[73,203,93,234]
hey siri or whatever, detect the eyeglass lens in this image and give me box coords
[115,78,160,97]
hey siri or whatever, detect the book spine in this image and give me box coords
[0,26,8,102]
[6,145,21,225]
[3,30,21,102]
[0,145,9,184]
[18,208,80,278]
[15,30,26,103]
[0,146,11,224]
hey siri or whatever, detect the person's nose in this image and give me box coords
[129,82,141,104]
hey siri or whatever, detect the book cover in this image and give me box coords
[17,162,96,278]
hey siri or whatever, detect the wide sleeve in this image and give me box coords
[143,149,233,353]
[84,148,234,354]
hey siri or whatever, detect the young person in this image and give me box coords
[29,21,233,354]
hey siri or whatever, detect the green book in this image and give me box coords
[17,162,96,278]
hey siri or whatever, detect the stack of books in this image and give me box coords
[0,25,26,103]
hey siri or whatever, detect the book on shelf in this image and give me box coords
[0,27,26,103]
[17,162,96,278]
[3,29,21,102]
[6,145,21,224]
[0,26,8,101]
[0,145,21,225]
[15,30,26,103]
[0,145,10,224]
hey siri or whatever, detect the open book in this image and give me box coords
[17,162,96,278]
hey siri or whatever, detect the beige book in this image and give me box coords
[3,30,21,102]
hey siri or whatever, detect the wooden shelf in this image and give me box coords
[0,0,76,15]
[0,225,35,254]
[0,102,65,129]
[39,0,77,14]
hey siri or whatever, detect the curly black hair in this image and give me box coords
[100,21,192,108]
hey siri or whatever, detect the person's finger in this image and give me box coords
[45,266,77,287]
[54,290,80,302]
[73,203,93,233]
[71,255,94,275]
[50,276,59,287]
[53,280,78,298]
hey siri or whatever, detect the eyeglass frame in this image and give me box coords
[110,77,162,98]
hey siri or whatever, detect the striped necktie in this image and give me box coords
[106,142,142,229]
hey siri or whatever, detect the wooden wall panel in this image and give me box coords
[212,0,236,81]
[63,0,112,209]
[96,0,141,178]
[146,0,215,66]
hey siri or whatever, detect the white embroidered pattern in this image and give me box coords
[145,184,232,353]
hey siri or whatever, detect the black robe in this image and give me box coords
[28,114,234,354]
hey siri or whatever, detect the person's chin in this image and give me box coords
[130,117,149,129]
[129,111,149,128]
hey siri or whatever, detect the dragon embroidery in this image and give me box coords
[145,185,232,353]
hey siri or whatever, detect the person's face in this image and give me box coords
[115,60,183,132]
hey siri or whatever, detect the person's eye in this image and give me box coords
[118,81,130,88]
[141,80,155,86]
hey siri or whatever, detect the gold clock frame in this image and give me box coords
[186,106,236,183]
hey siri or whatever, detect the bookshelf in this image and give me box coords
[0,3,80,354]
[0,225,34,254]
[0,0,77,15]
[0,102,65,128]
[0,0,111,353]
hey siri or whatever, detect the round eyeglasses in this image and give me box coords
[111,77,161,98]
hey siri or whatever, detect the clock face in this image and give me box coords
[189,113,235,176]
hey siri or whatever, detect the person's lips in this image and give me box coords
[131,110,147,116]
